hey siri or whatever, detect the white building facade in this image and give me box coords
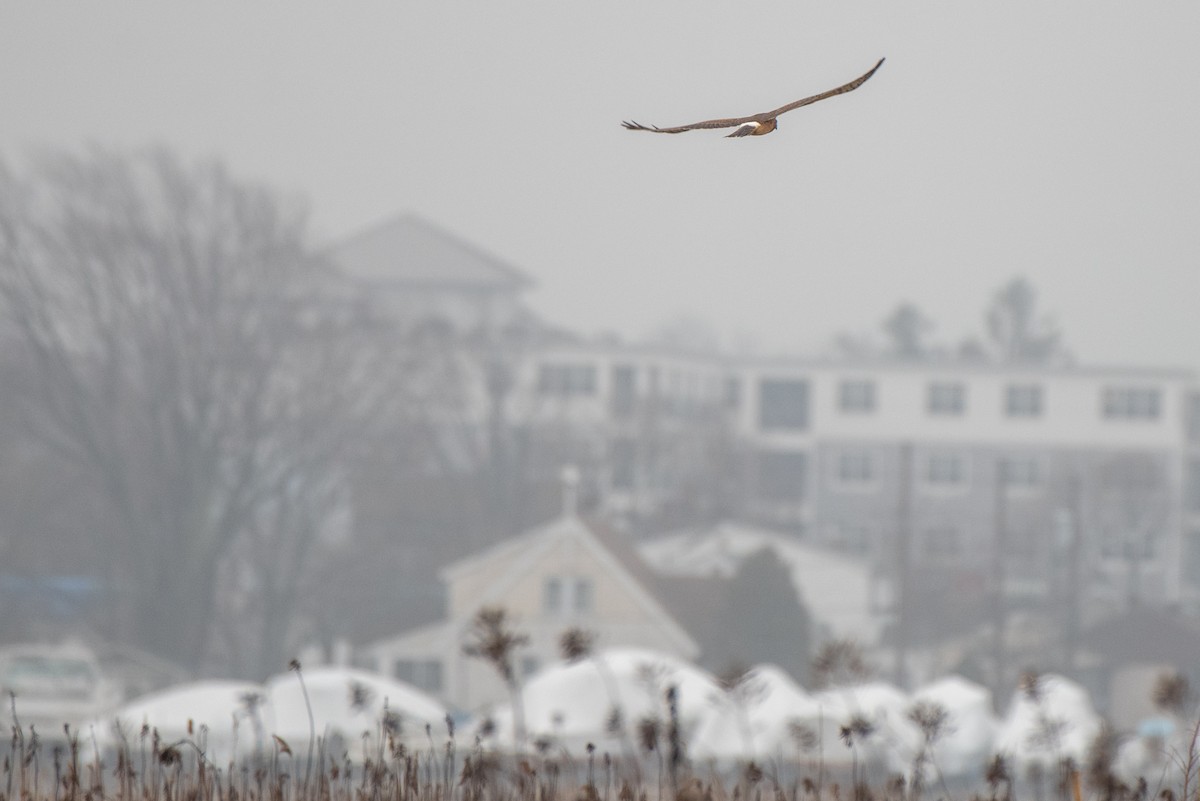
[514,345,1198,616]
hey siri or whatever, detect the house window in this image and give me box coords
[1102,387,1161,420]
[757,450,807,501]
[1005,384,1043,418]
[927,382,966,416]
[1002,456,1042,489]
[537,363,597,397]
[543,576,594,615]
[543,577,562,612]
[758,379,810,430]
[393,659,443,693]
[835,448,875,486]
[573,578,594,614]
[925,453,968,488]
[611,365,636,417]
[839,380,876,414]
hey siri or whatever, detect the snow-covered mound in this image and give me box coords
[808,681,922,774]
[88,669,447,765]
[482,647,720,752]
[994,674,1102,771]
[690,664,820,761]
[911,675,999,778]
[91,679,266,764]
[264,666,448,753]
[1113,724,1175,788]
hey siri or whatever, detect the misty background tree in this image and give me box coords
[0,147,390,673]
[882,302,934,361]
[985,276,1065,364]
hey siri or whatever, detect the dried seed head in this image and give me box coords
[985,754,1010,788]
[560,627,595,662]
[907,700,951,742]
[787,719,818,752]
[348,681,374,711]
[1152,671,1190,715]
[1019,670,1043,702]
[637,717,660,752]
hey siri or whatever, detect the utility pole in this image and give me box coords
[894,441,913,688]
[991,457,1008,695]
[1064,471,1083,672]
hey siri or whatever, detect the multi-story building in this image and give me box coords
[519,345,1197,615]
[732,361,1190,593]
[328,214,1200,682]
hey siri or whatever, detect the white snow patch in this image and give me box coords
[481,647,720,752]
[690,664,820,761]
[87,668,448,765]
[911,675,999,778]
[994,674,1102,771]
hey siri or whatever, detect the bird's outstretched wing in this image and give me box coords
[621,57,884,135]
[621,115,759,134]
[764,57,885,119]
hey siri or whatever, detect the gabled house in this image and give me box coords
[359,507,699,714]
[327,213,533,335]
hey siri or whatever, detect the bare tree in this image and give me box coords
[985,276,1064,364]
[882,302,934,361]
[0,147,386,671]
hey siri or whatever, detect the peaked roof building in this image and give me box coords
[360,506,699,713]
[327,213,533,334]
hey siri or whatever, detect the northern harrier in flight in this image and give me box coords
[622,57,884,138]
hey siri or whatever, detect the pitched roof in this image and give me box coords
[327,214,532,291]
[434,515,700,659]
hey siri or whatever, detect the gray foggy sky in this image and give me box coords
[1,3,1196,366]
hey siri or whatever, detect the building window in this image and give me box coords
[924,452,968,488]
[1005,384,1043,418]
[542,576,594,615]
[758,379,810,430]
[923,527,961,557]
[835,448,875,486]
[543,577,562,612]
[757,450,808,501]
[1002,456,1042,490]
[573,578,594,614]
[927,382,966,416]
[393,659,443,693]
[1102,387,1161,420]
[839,380,876,414]
[611,365,636,417]
[537,363,597,397]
